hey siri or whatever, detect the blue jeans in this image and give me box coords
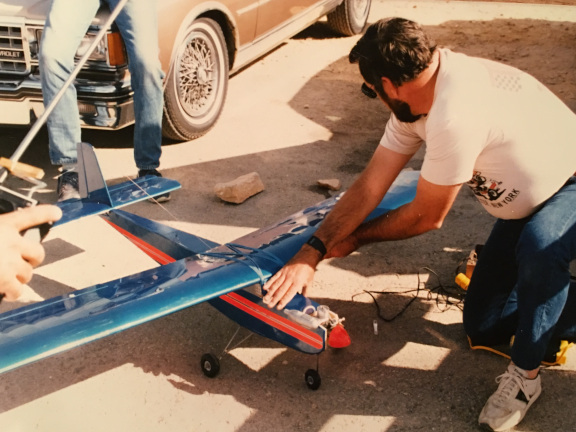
[40,0,163,170]
[463,176,576,371]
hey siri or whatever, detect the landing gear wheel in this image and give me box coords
[200,353,220,378]
[304,369,321,390]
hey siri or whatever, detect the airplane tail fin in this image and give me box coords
[77,141,113,206]
[55,143,180,226]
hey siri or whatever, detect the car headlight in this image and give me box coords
[34,28,126,67]
[25,28,41,62]
[75,31,108,62]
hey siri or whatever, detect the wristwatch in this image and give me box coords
[306,235,327,257]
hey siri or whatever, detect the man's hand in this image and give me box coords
[0,205,62,301]
[263,247,321,310]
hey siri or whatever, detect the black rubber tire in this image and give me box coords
[162,18,229,141]
[327,0,372,36]
[200,353,220,378]
[304,369,321,390]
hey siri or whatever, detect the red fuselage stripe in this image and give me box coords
[104,220,175,265]
[221,292,324,349]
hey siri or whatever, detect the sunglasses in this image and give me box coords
[361,82,377,99]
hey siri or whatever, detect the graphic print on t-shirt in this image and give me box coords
[467,171,507,202]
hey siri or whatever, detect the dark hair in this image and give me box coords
[349,18,437,90]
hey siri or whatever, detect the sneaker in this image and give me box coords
[478,364,542,431]
[138,169,171,203]
[57,170,80,202]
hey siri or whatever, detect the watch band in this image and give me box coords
[306,235,327,257]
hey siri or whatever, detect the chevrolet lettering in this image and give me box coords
[0,50,21,59]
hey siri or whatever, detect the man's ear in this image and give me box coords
[381,77,399,98]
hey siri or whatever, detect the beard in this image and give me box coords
[379,89,423,123]
[388,98,423,123]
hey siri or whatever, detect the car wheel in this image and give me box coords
[326,0,372,36]
[162,18,229,141]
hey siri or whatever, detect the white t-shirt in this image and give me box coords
[380,48,576,219]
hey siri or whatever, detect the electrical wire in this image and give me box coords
[352,265,467,323]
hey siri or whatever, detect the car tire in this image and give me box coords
[326,0,372,36]
[162,18,229,141]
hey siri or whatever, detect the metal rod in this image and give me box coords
[0,0,129,183]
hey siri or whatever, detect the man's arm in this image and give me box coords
[263,146,463,310]
[263,146,413,309]
[315,146,413,253]
[328,176,462,257]
[0,205,62,301]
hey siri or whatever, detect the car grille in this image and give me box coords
[0,25,30,74]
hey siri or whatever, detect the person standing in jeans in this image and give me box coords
[40,0,169,202]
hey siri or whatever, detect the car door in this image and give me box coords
[254,0,319,38]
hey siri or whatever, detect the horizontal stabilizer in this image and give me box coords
[55,143,180,226]
[55,177,180,226]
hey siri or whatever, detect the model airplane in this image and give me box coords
[0,143,419,390]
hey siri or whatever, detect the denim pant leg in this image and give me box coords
[40,0,101,166]
[463,217,527,346]
[464,177,576,371]
[512,177,576,370]
[106,0,164,170]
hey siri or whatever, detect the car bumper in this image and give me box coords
[0,73,135,130]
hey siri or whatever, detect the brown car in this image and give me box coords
[0,0,371,141]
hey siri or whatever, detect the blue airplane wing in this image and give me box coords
[0,169,419,374]
[0,256,264,374]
